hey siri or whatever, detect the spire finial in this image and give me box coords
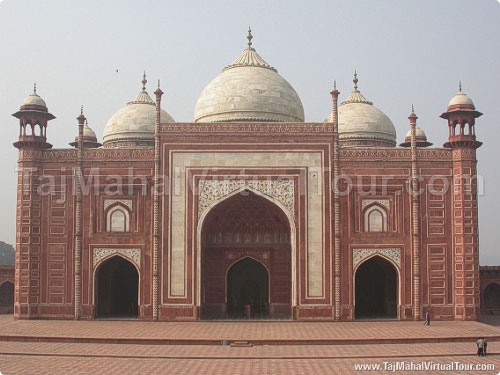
[142,71,147,91]
[412,104,415,113]
[158,79,160,88]
[33,82,37,94]
[334,80,337,89]
[353,70,358,92]
[247,26,253,49]
[81,105,84,115]
[459,81,462,92]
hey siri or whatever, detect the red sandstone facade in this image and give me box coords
[11,85,483,322]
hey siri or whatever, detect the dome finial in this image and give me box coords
[81,105,84,115]
[353,70,359,92]
[142,71,147,92]
[412,104,415,114]
[334,80,337,89]
[458,81,462,92]
[33,82,37,94]
[247,26,253,49]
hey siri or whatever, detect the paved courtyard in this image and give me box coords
[1,315,499,374]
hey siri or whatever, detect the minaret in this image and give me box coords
[74,107,85,320]
[153,79,163,321]
[12,85,55,318]
[330,81,341,320]
[408,106,421,320]
[441,84,482,320]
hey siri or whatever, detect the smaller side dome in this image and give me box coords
[325,72,396,147]
[447,82,475,110]
[21,83,47,110]
[103,73,175,148]
[70,123,102,148]
[399,126,432,147]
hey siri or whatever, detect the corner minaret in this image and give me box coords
[441,84,482,320]
[12,86,55,319]
[13,84,55,150]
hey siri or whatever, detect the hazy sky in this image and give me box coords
[0,0,499,263]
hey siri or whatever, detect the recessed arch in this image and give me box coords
[106,203,131,232]
[363,204,388,232]
[94,255,139,318]
[483,282,500,310]
[198,188,294,319]
[0,281,14,313]
[354,255,399,319]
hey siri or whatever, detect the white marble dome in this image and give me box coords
[194,29,304,123]
[103,76,175,147]
[325,74,396,147]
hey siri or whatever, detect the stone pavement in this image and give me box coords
[0,315,498,345]
[0,354,498,375]
[1,315,500,374]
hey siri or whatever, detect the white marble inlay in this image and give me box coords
[93,248,141,269]
[352,248,401,270]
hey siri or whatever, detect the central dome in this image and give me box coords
[194,29,304,123]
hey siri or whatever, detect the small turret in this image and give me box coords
[12,84,55,149]
[441,83,482,149]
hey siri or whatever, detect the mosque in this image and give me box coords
[11,29,482,321]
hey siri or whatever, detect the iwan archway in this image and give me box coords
[200,190,292,320]
[95,256,139,318]
[354,256,398,319]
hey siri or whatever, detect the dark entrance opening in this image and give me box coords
[96,256,138,318]
[355,256,397,319]
[0,281,14,314]
[483,283,500,310]
[227,257,269,318]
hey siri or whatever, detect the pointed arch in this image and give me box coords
[354,255,400,319]
[93,255,140,318]
[226,257,270,316]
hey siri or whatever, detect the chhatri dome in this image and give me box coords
[21,83,47,109]
[447,82,475,110]
[103,73,175,148]
[326,72,396,147]
[194,28,304,123]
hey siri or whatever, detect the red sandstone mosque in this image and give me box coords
[11,29,483,321]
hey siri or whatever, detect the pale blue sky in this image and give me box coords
[0,0,499,263]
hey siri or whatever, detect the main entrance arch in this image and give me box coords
[95,256,139,318]
[200,190,291,320]
[355,256,398,319]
